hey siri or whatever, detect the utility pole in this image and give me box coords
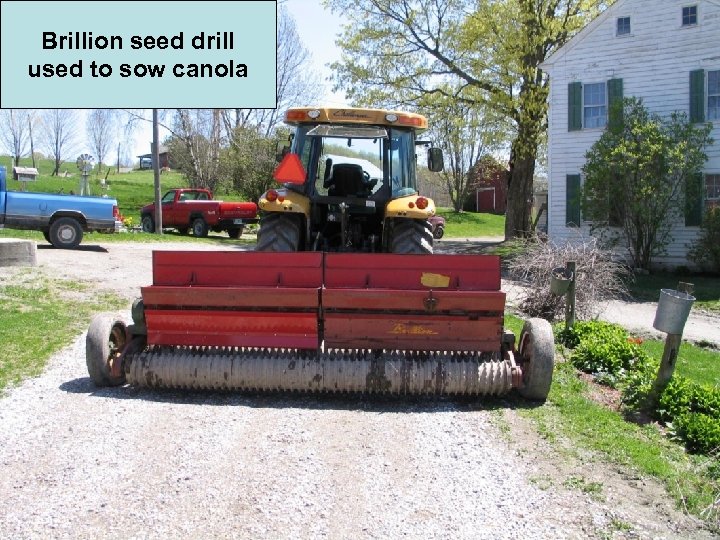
[152,109,162,234]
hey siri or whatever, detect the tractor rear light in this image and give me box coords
[416,197,429,210]
[385,113,398,123]
[307,109,321,119]
[266,190,278,202]
[113,205,120,219]
[278,196,285,202]
[408,202,415,209]
[285,110,306,122]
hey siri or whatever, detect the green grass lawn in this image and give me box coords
[435,207,505,237]
[629,273,720,315]
[640,339,720,387]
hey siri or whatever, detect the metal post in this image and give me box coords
[152,109,162,235]
[646,281,693,409]
[564,261,576,331]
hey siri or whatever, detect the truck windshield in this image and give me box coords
[291,125,417,198]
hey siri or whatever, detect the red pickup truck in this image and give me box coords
[141,188,258,238]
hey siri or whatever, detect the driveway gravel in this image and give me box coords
[0,238,716,539]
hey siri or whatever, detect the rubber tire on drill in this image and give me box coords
[227,226,244,239]
[192,217,209,237]
[433,225,445,239]
[518,318,555,401]
[255,213,301,252]
[86,314,127,387]
[141,215,155,233]
[390,219,433,254]
[48,217,83,249]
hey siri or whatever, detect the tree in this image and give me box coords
[423,92,507,211]
[167,109,225,192]
[86,109,116,172]
[41,109,78,176]
[224,126,292,202]
[582,97,713,271]
[0,109,30,167]
[325,0,607,238]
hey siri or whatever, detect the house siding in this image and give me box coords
[543,0,720,268]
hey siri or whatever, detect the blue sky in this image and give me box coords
[131,2,347,157]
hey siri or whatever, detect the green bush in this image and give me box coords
[560,321,650,386]
[561,320,720,455]
[671,413,720,455]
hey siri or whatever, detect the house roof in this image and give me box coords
[540,0,625,70]
[540,0,720,71]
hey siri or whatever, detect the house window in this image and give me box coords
[708,70,719,120]
[682,5,697,26]
[617,17,631,35]
[707,174,720,209]
[583,83,607,129]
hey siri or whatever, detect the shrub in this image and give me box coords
[688,207,720,272]
[671,413,720,455]
[507,237,630,321]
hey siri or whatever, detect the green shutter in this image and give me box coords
[566,174,582,227]
[607,78,624,132]
[685,173,703,226]
[690,70,705,123]
[568,82,582,131]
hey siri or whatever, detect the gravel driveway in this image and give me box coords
[0,239,715,539]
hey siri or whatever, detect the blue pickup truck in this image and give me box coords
[0,166,121,249]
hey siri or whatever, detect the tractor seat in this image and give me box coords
[328,163,368,197]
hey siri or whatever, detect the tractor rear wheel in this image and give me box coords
[86,314,128,387]
[256,213,301,251]
[390,219,433,254]
[518,318,555,401]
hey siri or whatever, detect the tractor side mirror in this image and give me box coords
[427,147,444,172]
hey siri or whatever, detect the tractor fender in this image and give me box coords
[385,195,436,220]
[258,189,311,217]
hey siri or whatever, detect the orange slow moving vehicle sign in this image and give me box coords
[273,153,306,185]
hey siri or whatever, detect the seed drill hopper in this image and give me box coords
[86,250,554,399]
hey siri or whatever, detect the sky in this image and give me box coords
[128,1,346,159]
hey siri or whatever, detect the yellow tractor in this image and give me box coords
[256,107,443,254]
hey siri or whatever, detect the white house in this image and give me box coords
[541,0,720,268]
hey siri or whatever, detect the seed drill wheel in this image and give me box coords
[86,314,128,387]
[518,318,555,401]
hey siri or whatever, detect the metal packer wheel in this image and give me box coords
[86,314,128,387]
[518,318,555,401]
[49,217,83,249]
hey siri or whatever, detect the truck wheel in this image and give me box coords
[192,218,209,237]
[141,215,155,233]
[390,219,433,254]
[433,225,445,239]
[49,217,83,249]
[256,213,301,252]
[86,314,127,387]
[227,226,244,239]
[518,318,555,401]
